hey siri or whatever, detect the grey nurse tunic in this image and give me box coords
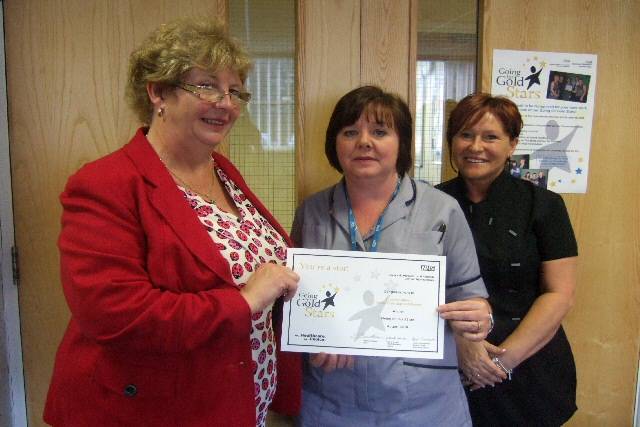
[291,175,488,427]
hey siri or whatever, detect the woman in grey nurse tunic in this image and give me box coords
[291,86,493,426]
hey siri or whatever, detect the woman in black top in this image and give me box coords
[437,93,578,426]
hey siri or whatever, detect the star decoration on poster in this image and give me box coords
[529,121,580,173]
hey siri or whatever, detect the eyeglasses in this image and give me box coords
[175,82,252,108]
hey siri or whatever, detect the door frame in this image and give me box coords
[636,360,640,426]
[0,3,27,425]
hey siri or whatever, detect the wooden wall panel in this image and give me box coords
[361,0,412,97]
[4,1,225,424]
[296,0,360,199]
[481,1,640,425]
[361,0,417,172]
[297,0,416,201]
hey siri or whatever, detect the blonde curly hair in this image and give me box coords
[126,17,252,124]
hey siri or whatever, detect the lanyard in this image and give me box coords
[344,178,401,252]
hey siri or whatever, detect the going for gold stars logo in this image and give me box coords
[295,284,339,318]
[495,56,546,99]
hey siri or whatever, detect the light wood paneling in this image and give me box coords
[4,1,225,424]
[361,0,412,97]
[407,0,418,150]
[481,1,640,425]
[296,0,360,199]
[297,0,416,201]
[441,99,459,182]
[419,0,478,34]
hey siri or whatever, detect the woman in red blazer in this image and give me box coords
[44,18,300,427]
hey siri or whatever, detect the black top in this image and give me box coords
[437,171,578,426]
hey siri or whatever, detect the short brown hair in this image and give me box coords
[446,93,523,154]
[126,17,252,124]
[325,86,413,176]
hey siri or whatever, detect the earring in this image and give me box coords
[158,107,165,118]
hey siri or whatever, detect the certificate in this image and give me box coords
[282,248,446,359]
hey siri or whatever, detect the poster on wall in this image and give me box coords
[491,49,597,193]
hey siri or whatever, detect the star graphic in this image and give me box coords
[529,121,579,173]
[575,168,583,174]
[578,157,584,162]
[320,290,338,310]
[321,284,340,293]
[530,141,571,172]
[370,271,380,280]
[349,292,389,340]
[550,181,556,187]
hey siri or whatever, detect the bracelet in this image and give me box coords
[487,312,494,334]
[492,357,513,380]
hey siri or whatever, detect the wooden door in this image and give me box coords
[480,0,640,424]
[4,1,226,424]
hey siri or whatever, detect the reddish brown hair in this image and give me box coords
[446,93,523,153]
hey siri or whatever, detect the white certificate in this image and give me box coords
[282,248,446,359]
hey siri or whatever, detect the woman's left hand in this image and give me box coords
[456,337,507,389]
[437,298,492,341]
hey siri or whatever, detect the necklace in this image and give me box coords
[160,158,217,204]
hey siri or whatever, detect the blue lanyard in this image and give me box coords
[344,178,401,252]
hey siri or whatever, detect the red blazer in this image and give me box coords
[44,129,301,426]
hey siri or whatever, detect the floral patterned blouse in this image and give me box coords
[177,166,288,427]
